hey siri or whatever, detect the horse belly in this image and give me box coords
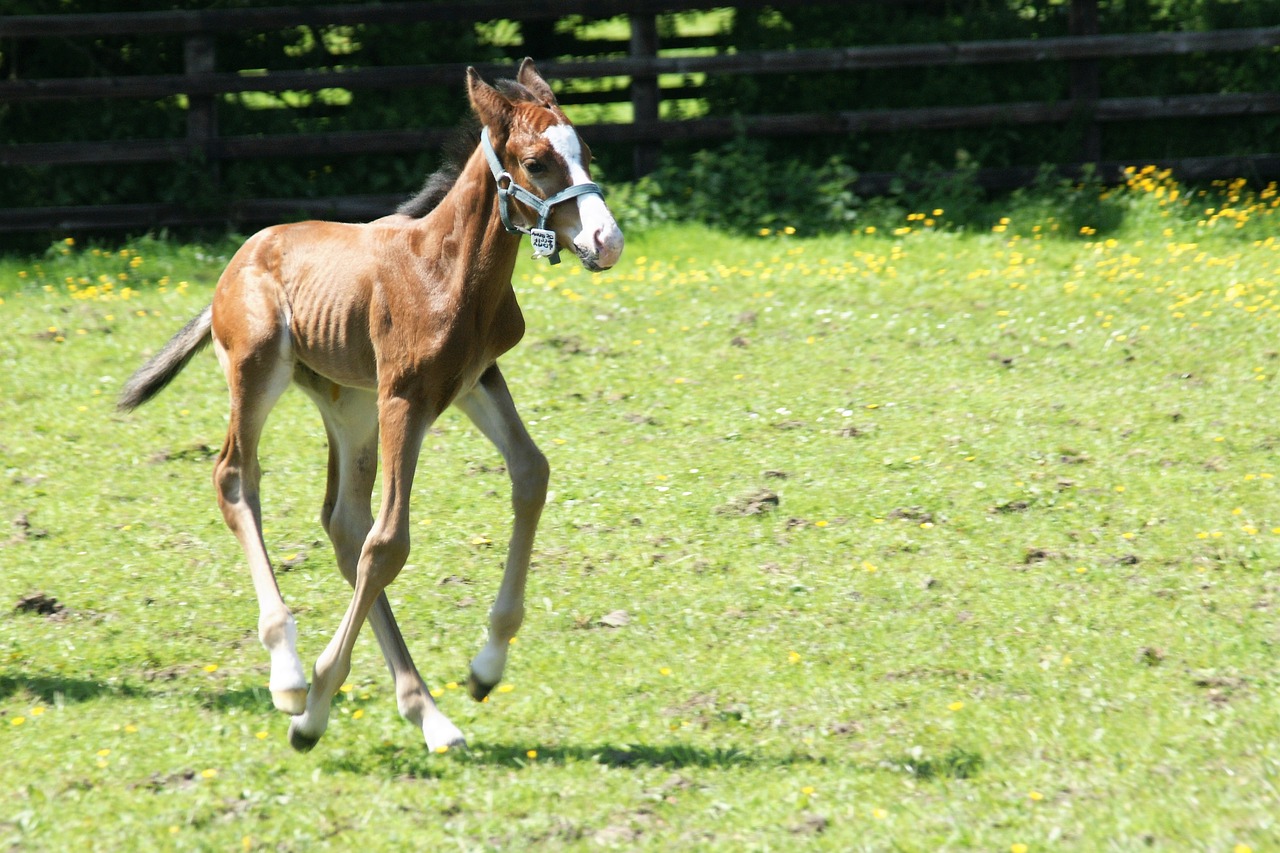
[284,271,379,390]
[288,302,379,390]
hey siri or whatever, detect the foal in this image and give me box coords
[118,60,623,752]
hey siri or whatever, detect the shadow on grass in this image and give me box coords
[0,673,149,704]
[199,685,274,713]
[882,746,984,781]
[466,741,765,769]
[321,739,816,779]
[1,673,282,715]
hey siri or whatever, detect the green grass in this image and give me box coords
[3,181,1280,850]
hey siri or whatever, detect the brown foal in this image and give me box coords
[118,60,623,752]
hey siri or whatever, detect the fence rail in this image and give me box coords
[0,0,808,37]
[2,0,1279,234]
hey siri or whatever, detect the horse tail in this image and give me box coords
[117,305,214,412]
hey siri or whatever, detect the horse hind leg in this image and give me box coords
[211,325,307,715]
[299,379,464,752]
[288,394,434,751]
[369,594,466,751]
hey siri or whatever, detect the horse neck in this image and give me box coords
[421,144,523,293]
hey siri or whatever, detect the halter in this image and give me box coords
[480,126,605,265]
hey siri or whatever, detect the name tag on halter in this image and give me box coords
[529,228,557,259]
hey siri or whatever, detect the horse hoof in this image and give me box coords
[271,688,308,715]
[288,720,321,753]
[467,670,497,702]
[428,732,469,754]
[424,715,468,752]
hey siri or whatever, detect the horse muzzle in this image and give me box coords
[574,220,624,272]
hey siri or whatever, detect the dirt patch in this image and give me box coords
[597,610,631,628]
[789,813,829,836]
[537,335,584,354]
[133,769,199,792]
[4,512,49,547]
[593,823,643,847]
[14,592,64,617]
[142,664,198,682]
[1192,672,1247,704]
[717,488,779,517]
[147,443,217,464]
[887,506,933,524]
[279,550,307,570]
[1137,646,1165,667]
[661,692,749,728]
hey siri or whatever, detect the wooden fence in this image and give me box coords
[2,0,1279,234]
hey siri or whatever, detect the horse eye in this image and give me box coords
[523,159,547,175]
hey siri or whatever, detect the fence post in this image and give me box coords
[184,33,220,182]
[1069,0,1101,164]
[629,13,660,177]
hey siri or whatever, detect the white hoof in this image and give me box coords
[424,715,467,753]
[271,687,308,715]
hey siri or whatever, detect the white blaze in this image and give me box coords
[543,123,624,269]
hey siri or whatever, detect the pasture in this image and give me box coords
[2,174,1279,850]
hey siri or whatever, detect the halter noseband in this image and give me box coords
[480,126,605,265]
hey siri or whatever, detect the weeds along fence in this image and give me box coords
[2,0,1279,235]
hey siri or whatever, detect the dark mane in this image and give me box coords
[397,78,549,219]
[396,119,480,218]
[494,79,544,104]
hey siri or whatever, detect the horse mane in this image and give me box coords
[396,79,548,219]
[397,120,479,218]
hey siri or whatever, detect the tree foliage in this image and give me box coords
[1,1,1277,224]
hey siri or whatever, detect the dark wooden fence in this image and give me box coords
[2,0,1280,233]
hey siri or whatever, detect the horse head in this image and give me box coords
[467,59,624,272]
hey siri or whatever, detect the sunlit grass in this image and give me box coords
[1,172,1278,850]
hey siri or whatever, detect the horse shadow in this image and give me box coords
[199,685,274,712]
[1,672,274,714]
[321,738,820,779]
[0,672,148,705]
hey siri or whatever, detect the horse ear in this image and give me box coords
[467,67,512,127]
[516,57,558,105]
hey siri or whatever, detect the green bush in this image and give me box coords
[3,1,1278,228]
[691,0,1280,176]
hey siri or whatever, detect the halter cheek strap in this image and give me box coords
[480,126,605,265]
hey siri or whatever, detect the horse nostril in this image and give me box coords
[576,227,605,257]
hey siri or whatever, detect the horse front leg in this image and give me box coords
[303,381,464,751]
[455,365,549,700]
[288,393,435,752]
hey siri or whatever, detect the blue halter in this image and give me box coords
[480,126,605,265]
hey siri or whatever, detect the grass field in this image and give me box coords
[2,173,1279,850]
